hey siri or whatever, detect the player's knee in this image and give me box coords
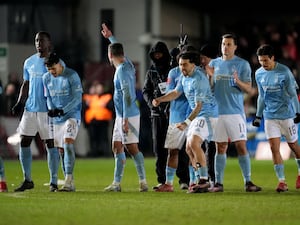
[64,138,74,144]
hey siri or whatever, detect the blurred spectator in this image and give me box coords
[282,31,299,62]
[0,82,18,116]
[244,94,260,157]
[0,79,3,113]
[82,81,114,157]
[7,72,21,92]
[0,79,3,95]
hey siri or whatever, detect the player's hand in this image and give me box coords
[252,116,261,127]
[152,99,160,107]
[48,109,64,117]
[11,102,23,116]
[294,113,300,124]
[101,23,112,38]
[176,122,187,131]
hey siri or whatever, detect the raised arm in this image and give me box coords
[101,23,112,39]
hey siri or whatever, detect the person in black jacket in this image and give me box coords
[143,41,170,189]
[143,41,189,190]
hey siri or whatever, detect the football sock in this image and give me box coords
[132,152,146,181]
[166,166,176,185]
[59,149,65,176]
[215,153,226,184]
[114,152,126,183]
[47,147,60,185]
[63,143,75,175]
[0,157,5,180]
[19,146,32,181]
[189,165,196,185]
[198,166,208,180]
[238,154,251,183]
[295,158,300,174]
[274,164,285,181]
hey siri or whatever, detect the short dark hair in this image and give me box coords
[44,52,60,67]
[37,31,51,40]
[109,43,124,57]
[256,44,275,58]
[178,51,200,66]
[199,44,218,58]
[222,33,238,45]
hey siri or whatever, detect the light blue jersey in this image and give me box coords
[167,67,191,123]
[43,67,83,124]
[197,66,219,118]
[23,53,49,112]
[175,68,217,118]
[109,36,139,118]
[255,62,300,119]
[209,55,251,115]
[113,59,140,118]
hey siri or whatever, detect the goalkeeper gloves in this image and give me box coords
[294,113,300,124]
[252,116,262,127]
[48,109,64,117]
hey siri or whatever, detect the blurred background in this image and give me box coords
[1,0,300,159]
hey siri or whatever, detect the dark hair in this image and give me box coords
[37,31,51,40]
[256,44,275,58]
[109,43,124,57]
[199,44,218,58]
[222,33,238,45]
[178,51,200,66]
[44,52,60,67]
[177,45,200,66]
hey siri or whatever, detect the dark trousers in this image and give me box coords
[176,142,190,184]
[151,116,168,184]
[201,140,216,183]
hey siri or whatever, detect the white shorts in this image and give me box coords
[186,117,209,142]
[17,110,54,140]
[214,114,247,142]
[208,117,218,142]
[265,118,298,142]
[164,123,187,149]
[112,115,140,144]
[54,118,80,148]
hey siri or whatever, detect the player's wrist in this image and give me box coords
[184,118,191,126]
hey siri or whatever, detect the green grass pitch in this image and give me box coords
[0,157,299,225]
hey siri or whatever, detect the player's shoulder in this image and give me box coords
[234,55,249,64]
[24,53,39,64]
[64,67,79,77]
[276,62,290,72]
[168,66,180,76]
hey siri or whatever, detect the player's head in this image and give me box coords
[179,45,200,66]
[35,31,52,57]
[221,33,237,58]
[256,44,275,58]
[108,43,124,66]
[178,51,199,77]
[199,44,218,67]
[256,44,275,70]
[44,52,63,77]
[200,44,218,58]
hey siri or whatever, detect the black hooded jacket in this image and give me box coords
[142,41,171,117]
